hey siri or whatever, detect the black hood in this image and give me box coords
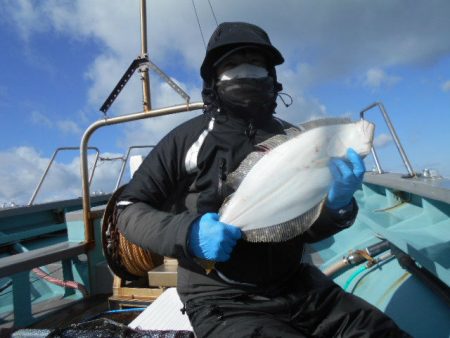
[201,22,284,84]
[201,22,284,111]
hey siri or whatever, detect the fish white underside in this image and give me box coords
[219,119,375,242]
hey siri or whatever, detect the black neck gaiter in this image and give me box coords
[216,77,277,122]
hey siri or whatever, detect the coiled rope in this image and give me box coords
[118,233,156,276]
[102,185,163,280]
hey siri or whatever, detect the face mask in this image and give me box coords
[216,77,277,120]
[218,63,269,81]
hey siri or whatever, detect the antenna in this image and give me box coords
[140,0,151,111]
[99,0,190,115]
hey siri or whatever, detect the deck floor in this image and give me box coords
[28,294,111,329]
[0,294,111,336]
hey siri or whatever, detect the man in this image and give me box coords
[117,22,409,337]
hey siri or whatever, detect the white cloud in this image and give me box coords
[31,111,53,128]
[57,120,82,134]
[0,147,123,205]
[120,80,203,148]
[3,0,450,198]
[209,0,450,87]
[7,0,450,108]
[373,133,393,148]
[364,68,401,88]
[442,80,450,92]
[30,111,81,135]
[44,0,204,117]
[84,54,141,114]
[2,0,48,41]
[76,110,91,125]
[277,65,328,124]
[0,147,50,204]
[4,0,450,135]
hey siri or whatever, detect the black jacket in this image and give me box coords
[117,110,357,303]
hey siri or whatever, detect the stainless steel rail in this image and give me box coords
[114,145,155,190]
[80,102,204,244]
[359,102,415,177]
[28,147,100,206]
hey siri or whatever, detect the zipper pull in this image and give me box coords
[245,119,256,138]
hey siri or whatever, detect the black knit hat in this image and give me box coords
[200,22,284,83]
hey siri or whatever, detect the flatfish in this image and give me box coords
[219,117,375,242]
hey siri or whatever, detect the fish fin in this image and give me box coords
[242,200,325,243]
[226,151,266,189]
[256,128,300,151]
[299,117,352,131]
[225,127,301,190]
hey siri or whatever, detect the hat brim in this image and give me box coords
[212,45,284,70]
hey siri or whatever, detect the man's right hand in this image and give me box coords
[189,213,242,262]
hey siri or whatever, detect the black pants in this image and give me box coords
[185,264,411,338]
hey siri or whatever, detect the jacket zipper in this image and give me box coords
[218,158,227,202]
[245,119,256,139]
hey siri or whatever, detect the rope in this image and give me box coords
[104,185,164,279]
[119,233,156,276]
[32,267,89,297]
[207,0,219,26]
[191,0,207,50]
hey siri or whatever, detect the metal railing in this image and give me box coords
[114,145,155,190]
[359,102,416,178]
[28,147,100,206]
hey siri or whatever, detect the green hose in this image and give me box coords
[344,265,368,291]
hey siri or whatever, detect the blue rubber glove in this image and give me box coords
[327,148,366,210]
[189,213,242,262]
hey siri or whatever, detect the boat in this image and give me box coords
[1,1,449,337]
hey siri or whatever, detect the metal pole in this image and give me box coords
[115,148,132,192]
[29,150,59,205]
[359,102,415,177]
[370,147,384,174]
[377,103,415,177]
[88,151,100,186]
[140,0,151,111]
[80,102,204,244]
[114,145,154,191]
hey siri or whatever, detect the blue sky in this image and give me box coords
[1,0,450,205]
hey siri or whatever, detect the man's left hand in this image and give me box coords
[326,148,366,210]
